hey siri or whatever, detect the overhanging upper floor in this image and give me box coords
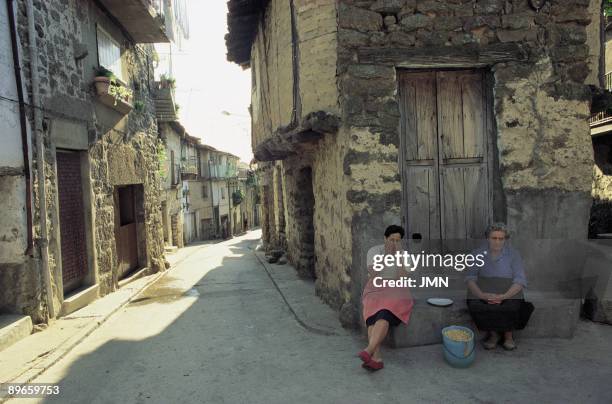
[97,0,169,43]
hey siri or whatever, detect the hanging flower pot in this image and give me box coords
[94,76,111,95]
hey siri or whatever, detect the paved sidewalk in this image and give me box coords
[0,272,164,387]
[0,239,220,388]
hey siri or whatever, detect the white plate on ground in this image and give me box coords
[427,298,454,307]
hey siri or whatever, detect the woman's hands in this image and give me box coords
[482,293,505,304]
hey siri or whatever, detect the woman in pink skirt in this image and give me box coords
[358,225,414,371]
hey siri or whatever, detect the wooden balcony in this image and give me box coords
[97,0,169,43]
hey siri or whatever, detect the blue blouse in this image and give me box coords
[464,245,528,287]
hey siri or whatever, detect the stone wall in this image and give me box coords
[337,0,598,325]
[250,0,339,151]
[8,0,165,320]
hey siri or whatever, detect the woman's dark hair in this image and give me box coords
[384,225,405,239]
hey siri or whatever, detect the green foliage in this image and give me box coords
[159,74,176,89]
[246,170,257,187]
[108,82,133,106]
[134,100,145,112]
[95,66,115,79]
[157,143,168,182]
[232,189,245,206]
[606,0,612,17]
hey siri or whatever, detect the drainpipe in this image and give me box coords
[6,0,33,255]
[26,0,55,319]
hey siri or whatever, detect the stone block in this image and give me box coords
[474,0,504,15]
[0,315,32,353]
[463,15,501,31]
[387,291,582,348]
[399,13,431,31]
[370,0,406,14]
[397,2,417,19]
[60,284,100,316]
[339,4,383,32]
[416,0,454,16]
[496,28,538,43]
[501,13,534,30]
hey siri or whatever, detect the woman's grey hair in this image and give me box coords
[485,222,510,239]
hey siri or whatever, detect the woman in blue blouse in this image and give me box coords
[465,223,534,351]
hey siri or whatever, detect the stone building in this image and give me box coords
[589,17,612,239]
[0,0,180,323]
[158,121,185,250]
[226,0,603,335]
[181,133,201,244]
[585,16,612,324]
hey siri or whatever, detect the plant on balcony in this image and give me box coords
[107,83,133,106]
[93,66,133,112]
[93,66,114,93]
[159,74,176,89]
[232,189,245,206]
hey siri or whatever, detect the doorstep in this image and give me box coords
[118,267,149,289]
[387,290,582,348]
[60,284,100,317]
[0,315,32,353]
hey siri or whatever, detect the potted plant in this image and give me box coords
[94,66,114,94]
[159,74,176,89]
[94,66,133,112]
[108,83,133,106]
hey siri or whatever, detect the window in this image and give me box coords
[97,26,123,81]
[221,187,225,199]
[202,184,208,198]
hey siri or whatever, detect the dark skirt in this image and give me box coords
[466,277,534,332]
[366,309,401,327]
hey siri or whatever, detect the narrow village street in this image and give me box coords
[2,230,610,404]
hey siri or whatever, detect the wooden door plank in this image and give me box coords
[464,166,488,239]
[437,71,464,159]
[399,75,418,161]
[415,74,437,160]
[440,167,466,240]
[461,71,485,158]
[406,167,432,239]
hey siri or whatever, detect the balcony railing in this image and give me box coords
[590,72,612,127]
[180,156,199,179]
[97,0,169,43]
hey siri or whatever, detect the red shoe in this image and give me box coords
[362,359,384,371]
[357,350,371,363]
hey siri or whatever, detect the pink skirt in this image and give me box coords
[362,278,414,325]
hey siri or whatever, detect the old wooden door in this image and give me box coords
[399,70,490,250]
[57,151,89,293]
[115,186,139,278]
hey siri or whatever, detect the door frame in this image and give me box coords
[397,67,496,247]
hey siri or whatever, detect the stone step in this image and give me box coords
[0,315,33,353]
[164,245,179,255]
[387,291,581,348]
